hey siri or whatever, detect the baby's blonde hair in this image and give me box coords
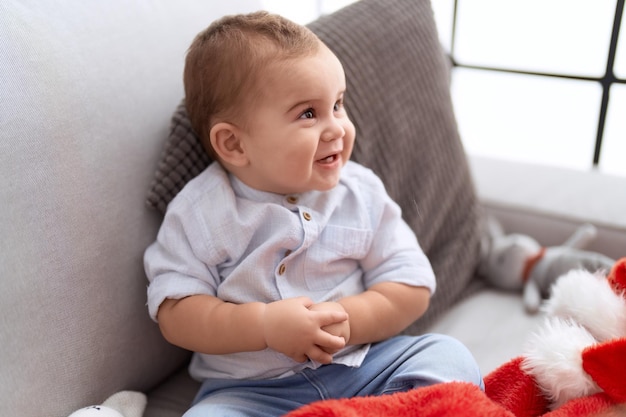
[184,11,321,158]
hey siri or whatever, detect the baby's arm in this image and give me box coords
[157,295,348,364]
[337,282,430,345]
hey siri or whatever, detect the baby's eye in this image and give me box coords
[333,99,344,112]
[299,108,315,119]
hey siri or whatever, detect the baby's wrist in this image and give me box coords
[254,302,269,349]
[237,301,269,350]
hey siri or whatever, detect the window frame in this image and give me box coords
[448,0,626,168]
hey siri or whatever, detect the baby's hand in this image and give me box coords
[262,297,347,364]
[309,301,351,355]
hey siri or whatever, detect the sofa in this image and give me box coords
[2,1,625,417]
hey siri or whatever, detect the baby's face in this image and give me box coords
[236,44,355,195]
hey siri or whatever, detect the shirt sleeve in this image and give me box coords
[144,195,221,322]
[354,166,436,294]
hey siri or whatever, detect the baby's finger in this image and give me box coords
[317,343,342,356]
[294,296,315,308]
[315,310,348,327]
[288,352,309,363]
[306,346,334,365]
[314,330,346,351]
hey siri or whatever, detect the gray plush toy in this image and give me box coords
[478,214,615,313]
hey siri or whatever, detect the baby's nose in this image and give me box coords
[321,119,345,142]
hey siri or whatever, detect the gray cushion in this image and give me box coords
[146,101,211,214]
[146,0,481,335]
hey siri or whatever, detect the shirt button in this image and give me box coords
[302,212,312,221]
[284,249,292,257]
[278,264,286,275]
[286,196,298,204]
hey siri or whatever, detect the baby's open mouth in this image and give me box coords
[317,154,338,164]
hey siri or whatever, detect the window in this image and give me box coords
[433,0,626,177]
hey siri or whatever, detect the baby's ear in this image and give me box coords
[210,122,248,167]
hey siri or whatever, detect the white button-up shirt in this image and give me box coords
[145,161,435,380]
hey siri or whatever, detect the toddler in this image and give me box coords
[144,11,483,417]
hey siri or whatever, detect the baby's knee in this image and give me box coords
[427,333,483,388]
[183,398,248,417]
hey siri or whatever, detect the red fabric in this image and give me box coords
[582,337,626,404]
[285,356,625,417]
[286,381,513,417]
[484,357,548,417]
[542,393,620,417]
[608,258,626,296]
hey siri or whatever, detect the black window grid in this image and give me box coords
[448,0,626,168]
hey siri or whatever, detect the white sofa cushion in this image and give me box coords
[428,289,545,375]
[0,1,259,417]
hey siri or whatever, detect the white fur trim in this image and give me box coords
[522,317,601,409]
[543,269,626,341]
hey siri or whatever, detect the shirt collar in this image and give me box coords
[228,173,290,205]
[227,172,327,209]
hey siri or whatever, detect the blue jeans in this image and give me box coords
[184,334,483,417]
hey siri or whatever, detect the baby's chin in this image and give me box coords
[312,179,341,193]
[278,170,344,194]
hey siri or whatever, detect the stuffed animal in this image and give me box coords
[478,214,615,313]
[521,257,626,409]
[68,391,146,417]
